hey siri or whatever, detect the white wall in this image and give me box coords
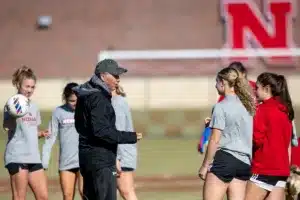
[1,75,300,111]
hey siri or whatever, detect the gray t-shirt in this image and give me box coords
[42,104,79,170]
[3,102,41,165]
[112,95,137,169]
[209,95,253,164]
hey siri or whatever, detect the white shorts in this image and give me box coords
[250,174,287,191]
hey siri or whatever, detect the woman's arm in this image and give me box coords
[292,120,298,147]
[202,128,221,167]
[253,107,267,147]
[42,111,59,169]
[201,104,225,167]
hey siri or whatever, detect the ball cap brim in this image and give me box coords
[94,59,128,76]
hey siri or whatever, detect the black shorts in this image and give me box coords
[60,167,80,174]
[121,167,134,172]
[250,174,288,191]
[6,163,43,176]
[209,150,251,183]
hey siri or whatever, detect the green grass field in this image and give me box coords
[0,111,206,200]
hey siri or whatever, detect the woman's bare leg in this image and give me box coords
[226,178,247,200]
[117,171,138,200]
[203,173,228,200]
[59,171,77,200]
[10,168,29,200]
[28,169,48,200]
[244,181,268,200]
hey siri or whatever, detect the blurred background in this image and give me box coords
[0,0,299,199]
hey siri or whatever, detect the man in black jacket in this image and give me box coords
[73,59,142,200]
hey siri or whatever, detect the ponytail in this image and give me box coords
[234,76,256,116]
[276,75,294,120]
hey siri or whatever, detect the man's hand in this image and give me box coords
[136,132,143,140]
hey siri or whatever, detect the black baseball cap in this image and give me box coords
[94,59,127,76]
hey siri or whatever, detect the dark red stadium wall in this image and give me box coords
[0,0,299,79]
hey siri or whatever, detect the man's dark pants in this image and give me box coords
[79,153,117,200]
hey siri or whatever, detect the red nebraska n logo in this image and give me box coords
[220,0,297,66]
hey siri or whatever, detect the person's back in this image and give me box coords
[252,97,292,176]
[199,66,255,200]
[217,95,253,164]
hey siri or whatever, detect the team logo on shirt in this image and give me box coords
[22,112,37,122]
[21,112,38,126]
[62,119,75,125]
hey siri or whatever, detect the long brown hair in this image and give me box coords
[217,67,256,116]
[12,65,36,89]
[257,72,294,120]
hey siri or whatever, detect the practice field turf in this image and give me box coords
[0,110,298,199]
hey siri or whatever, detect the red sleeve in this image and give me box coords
[253,106,267,147]
[217,95,225,102]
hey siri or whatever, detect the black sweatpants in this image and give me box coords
[81,166,117,200]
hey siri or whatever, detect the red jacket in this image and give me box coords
[252,97,292,176]
[218,80,256,102]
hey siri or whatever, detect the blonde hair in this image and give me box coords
[116,85,126,97]
[217,67,256,116]
[12,65,36,88]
